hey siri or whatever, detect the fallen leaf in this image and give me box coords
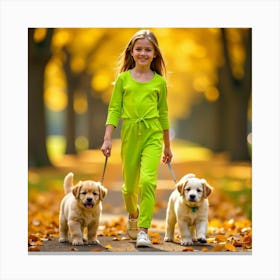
[225,243,236,252]
[232,240,243,247]
[182,247,194,252]
[215,235,227,242]
[90,248,103,252]
[151,238,162,244]
[211,244,227,252]
[121,236,130,241]
[28,246,40,252]
[242,235,252,246]
[112,237,122,241]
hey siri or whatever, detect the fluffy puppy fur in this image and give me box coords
[164,173,213,246]
[59,172,108,246]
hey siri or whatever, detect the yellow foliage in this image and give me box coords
[44,28,249,123]
[74,91,87,114]
[34,28,47,43]
[91,71,112,92]
[44,88,67,112]
[204,86,219,102]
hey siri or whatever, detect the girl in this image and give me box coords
[101,29,173,247]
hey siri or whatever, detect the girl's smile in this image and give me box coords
[131,38,155,68]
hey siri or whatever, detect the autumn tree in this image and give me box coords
[217,28,251,161]
[28,28,53,167]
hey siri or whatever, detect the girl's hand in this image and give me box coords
[162,146,173,164]
[101,139,112,157]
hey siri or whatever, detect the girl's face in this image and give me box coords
[131,38,156,69]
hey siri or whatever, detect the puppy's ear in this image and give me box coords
[98,183,108,201]
[176,181,185,195]
[176,180,188,195]
[176,174,195,195]
[201,179,213,198]
[72,182,82,198]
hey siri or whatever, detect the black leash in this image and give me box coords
[167,161,177,184]
[100,156,108,185]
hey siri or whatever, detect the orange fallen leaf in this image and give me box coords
[225,243,236,252]
[28,246,40,252]
[28,234,40,242]
[242,235,252,245]
[211,244,227,252]
[232,240,243,247]
[90,248,103,252]
[151,238,162,244]
[182,247,194,252]
[201,247,208,252]
[215,235,227,242]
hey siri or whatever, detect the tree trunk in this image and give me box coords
[28,28,53,167]
[64,49,77,154]
[217,28,252,161]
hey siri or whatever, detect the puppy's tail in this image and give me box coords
[64,172,74,194]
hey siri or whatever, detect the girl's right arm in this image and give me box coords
[101,124,115,157]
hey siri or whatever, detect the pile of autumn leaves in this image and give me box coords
[28,187,252,253]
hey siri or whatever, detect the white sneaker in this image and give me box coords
[136,231,152,248]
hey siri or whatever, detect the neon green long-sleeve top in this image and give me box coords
[106,70,169,130]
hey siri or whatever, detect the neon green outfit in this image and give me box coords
[106,70,169,228]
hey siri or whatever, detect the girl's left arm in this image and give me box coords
[162,129,173,163]
[158,79,173,163]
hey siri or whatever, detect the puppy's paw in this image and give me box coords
[72,238,84,246]
[88,239,100,245]
[197,233,207,243]
[180,239,193,246]
[197,237,207,243]
[59,237,68,243]
[164,235,173,242]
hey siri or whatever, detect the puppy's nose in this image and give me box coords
[86,197,93,202]
[189,194,196,201]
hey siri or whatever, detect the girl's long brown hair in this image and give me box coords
[117,29,166,77]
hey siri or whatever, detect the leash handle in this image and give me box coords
[167,161,177,184]
[100,156,108,185]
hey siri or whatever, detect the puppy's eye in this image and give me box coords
[81,191,86,195]
[93,192,99,196]
[186,188,191,191]
[197,189,202,192]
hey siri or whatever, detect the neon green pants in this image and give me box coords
[121,118,163,229]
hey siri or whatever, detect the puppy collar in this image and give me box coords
[187,206,199,212]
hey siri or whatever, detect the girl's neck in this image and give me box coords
[131,66,152,74]
[130,67,154,82]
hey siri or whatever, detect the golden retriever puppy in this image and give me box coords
[164,173,213,246]
[59,172,108,246]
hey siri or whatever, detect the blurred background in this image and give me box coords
[28,28,251,166]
